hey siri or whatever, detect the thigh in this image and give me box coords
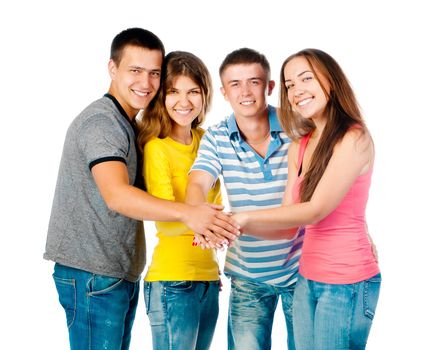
[145,281,202,350]
[228,277,277,350]
[293,275,316,350]
[87,274,138,350]
[313,282,355,350]
[196,281,220,350]
[53,264,137,350]
[279,283,296,350]
[144,282,169,350]
[350,273,382,349]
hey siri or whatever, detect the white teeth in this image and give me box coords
[241,101,254,105]
[133,90,150,97]
[174,109,191,115]
[297,98,312,106]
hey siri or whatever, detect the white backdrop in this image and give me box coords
[1,0,427,349]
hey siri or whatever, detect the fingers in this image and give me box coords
[194,228,232,250]
[209,203,224,211]
[202,228,229,249]
[216,211,241,229]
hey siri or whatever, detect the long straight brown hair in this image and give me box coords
[137,51,212,151]
[279,49,367,202]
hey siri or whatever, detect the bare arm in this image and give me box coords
[186,170,240,248]
[232,129,374,231]
[91,161,240,237]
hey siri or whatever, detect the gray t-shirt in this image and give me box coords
[44,95,145,282]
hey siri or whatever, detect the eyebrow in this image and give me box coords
[227,77,263,84]
[169,86,201,91]
[285,70,312,82]
[129,65,161,72]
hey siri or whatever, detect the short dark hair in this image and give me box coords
[219,47,271,79]
[110,27,165,65]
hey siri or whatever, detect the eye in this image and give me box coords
[285,83,294,90]
[130,69,140,73]
[251,80,259,85]
[150,71,161,78]
[189,89,201,95]
[303,76,313,82]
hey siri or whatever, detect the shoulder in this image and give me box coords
[194,127,205,139]
[289,139,300,153]
[287,139,300,164]
[207,118,228,133]
[342,127,373,152]
[144,137,166,153]
[334,126,374,165]
[74,98,120,130]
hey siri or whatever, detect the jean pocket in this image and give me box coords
[164,281,193,292]
[53,275,76,328]
[88,275,124,296]
[363,273,381,320]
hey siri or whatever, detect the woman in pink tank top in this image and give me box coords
[232,49,380,349]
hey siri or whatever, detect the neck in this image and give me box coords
[170,125,193,145]
[107,86,136,121]
[235,110,270,143]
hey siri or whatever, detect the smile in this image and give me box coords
[174,109,193,115]
[240,100,255,106]
[297,97,313,106]
[132,89,150,97]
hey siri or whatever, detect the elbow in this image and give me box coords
[102,191,124,213]
[104,196,120,212]
[306,204,326,225]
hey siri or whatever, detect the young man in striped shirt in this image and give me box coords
[186,48,304,349]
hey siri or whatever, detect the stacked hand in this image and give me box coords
[184,204,241,249]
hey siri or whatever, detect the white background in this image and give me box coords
[1,0,428,349]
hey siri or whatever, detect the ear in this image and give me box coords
[220,86,229,101]
[267,80,275,96]
[108,59,117,80]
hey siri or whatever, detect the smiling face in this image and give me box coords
[108,45,163,118]
[165,75,203,137]
[220,63,274,121]
[283,56,329,121]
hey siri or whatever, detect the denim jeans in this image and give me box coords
[293,273,381,350]
[144,280,219,350]
[228,276,296,350]
[52,263,140,350]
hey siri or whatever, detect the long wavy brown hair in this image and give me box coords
[279,49,367,202]
[137,51,212,151]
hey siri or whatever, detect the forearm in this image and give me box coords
[106,183,187,222]
[238,201,320,230]
[185,179,209,205]
[243,227,298,240]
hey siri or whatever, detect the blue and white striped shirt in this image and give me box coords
[192,105,304,287]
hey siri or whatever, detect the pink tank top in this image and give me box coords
[293,133,379,284]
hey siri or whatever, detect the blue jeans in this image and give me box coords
[52,263,140,350]
[293,273,381,350]
[228,276,296,350]
[144,280,219,350]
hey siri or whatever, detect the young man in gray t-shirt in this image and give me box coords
[44,28,239,350]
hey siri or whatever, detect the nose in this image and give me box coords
[178,93,191,106]
[139,71,150,88]
[294,87,304,97]
[241,82,251,96]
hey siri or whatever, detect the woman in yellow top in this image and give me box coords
[138,51,221,350]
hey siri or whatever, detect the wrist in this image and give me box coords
[176,202,190,223]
